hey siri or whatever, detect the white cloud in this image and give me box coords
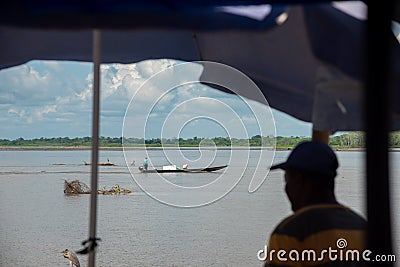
[240,115,257,124]
[0,65,51,103]
[0,59,312,139]
[76,73,93,101]
[272,109,312,136]
[8,108,25,117]
[55,118,71,122]
[42,61,63,72]
[0,61,92,136]
[7,104,58,124]
[34,105,57,121]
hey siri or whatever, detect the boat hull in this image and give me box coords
[139,165,227,173]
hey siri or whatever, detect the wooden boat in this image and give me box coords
[83,161,117,166]
[138,165,227,173]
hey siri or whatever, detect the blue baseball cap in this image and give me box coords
[270,141,339,179]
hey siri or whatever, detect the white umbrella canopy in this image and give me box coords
[197,4,400,132]
[1,2,400,132]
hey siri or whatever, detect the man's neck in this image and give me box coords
[296,192,338,211]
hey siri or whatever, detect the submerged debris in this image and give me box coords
[97,184,132,195]
[64,180,131,195]
[64,180,91,194]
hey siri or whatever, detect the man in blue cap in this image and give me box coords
[264,141,367,266]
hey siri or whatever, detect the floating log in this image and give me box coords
[83,161,117,166]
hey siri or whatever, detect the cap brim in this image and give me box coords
[270,162,288,170]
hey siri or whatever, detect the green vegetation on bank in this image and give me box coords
[1,131,400,148]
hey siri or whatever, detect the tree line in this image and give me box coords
[1,131,399,148]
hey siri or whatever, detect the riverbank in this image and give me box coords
[1,146,397,152]
[0,146,272,151]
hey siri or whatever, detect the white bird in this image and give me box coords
[62,249,80,267]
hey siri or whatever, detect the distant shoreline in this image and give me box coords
[1,146,398,152]
[0,146,271,151]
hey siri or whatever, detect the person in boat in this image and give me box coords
[264,141,366,266]
[143,157,148,171]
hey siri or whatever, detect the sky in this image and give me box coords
[1,3,399,140]
[0,60,312,139]
[0,3,399,140]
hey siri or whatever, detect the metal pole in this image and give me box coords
[89,29,101,267]
[365,1,394,266]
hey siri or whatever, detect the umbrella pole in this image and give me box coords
[88,29,101,267]
[311,129,330,144]
[365,1,393,265]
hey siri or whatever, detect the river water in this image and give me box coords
[0,149,398,267]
